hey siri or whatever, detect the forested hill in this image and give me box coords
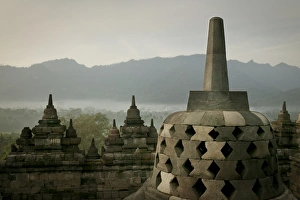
[1,54,300,107]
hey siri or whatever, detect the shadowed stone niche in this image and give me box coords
[125,17,297,200]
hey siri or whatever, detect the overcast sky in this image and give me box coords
[0,0,299,67]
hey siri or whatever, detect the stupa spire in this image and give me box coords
[48,94,53,107]
[131,95,136,108]
[203,17,229,91]
[113,119,116,128]
[282,101,287,112]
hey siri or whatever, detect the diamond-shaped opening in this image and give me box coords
[257,126,265,137]
[183,159,194,175]
[170,177,179,191]
[208,161,220,178]
[169,125,175,136]
[156,172,162,188]
[232,127,243,140]
[160,139,166,153]
[221,142,233,158]
[221,180,235,199]
[262,160,271,176]
[268,141,274,155]
[192,179,206,198]
[155,153,159,167]
[197,141,207,158]
[185,125,196,138]
[247,142,257,157]
[272,176,280,191]
[235,160,246,178]
[252,179,263,199]
[174,140,184,157]
[165,158,173,172]
[208,129,219,140]
[159,124,164,135]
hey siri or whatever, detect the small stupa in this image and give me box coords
[31,94,66,151]
[126,17,293,200]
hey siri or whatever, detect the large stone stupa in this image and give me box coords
[126,17,296,200]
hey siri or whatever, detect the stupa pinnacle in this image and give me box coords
[203,17,229,91]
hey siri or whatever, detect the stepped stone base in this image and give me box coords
[125,180,298,200]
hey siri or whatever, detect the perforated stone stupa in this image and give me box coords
[126,17,296,200]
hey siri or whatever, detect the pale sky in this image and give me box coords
[0,0,299,67]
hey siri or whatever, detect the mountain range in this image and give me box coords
[0,54,300,109]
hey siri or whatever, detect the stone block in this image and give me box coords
[191,126,214,141]
[200,179,227,199]
[214,126,236,141]
[250,141,270,159]
[239,111,265,126]
[145,186,170,200]
[39,173,49,181]
[189,159,215,178]
[160,124,174,138]
[103,191,112,199]
[51,126,66,133]
[214,160,241,180]
[170,157,192,177]
[157,171,175,194]
[252,112,270,126]
[230,179,258,200]
[171,125,190,140]
[201,141,226,160]
[163,138,179,157]
[149,167,161,188]
[173,176,201,199]
[223,111,246,126]
[42,127,52,133]
[201,111,225,126]
[259,126,274,140]
[183,111,206,125]
[157,154,172,173]
[240,159,265,179]
[180,140,201,159]
[118,190,130,198]
[237,126,260,141]
[226,141,251,160]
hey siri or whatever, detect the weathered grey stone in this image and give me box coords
[183,111,206,125]
[157,171,175,194]
[189,159,214,178]
[200,179,226,200]
[180,140,201,159]
[249,141,270,159]
[214,126,236,141]
[201,141,226,160]
[225,141,251,160]
[201,111,225,126]
[223,111,246,126]
[191,126,214,141]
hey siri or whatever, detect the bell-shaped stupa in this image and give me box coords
[126,17,293,200]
